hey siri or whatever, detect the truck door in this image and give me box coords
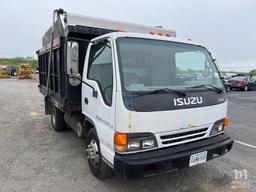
[82,39,116,163]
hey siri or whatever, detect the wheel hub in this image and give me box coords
[77,123,82,137]
[52,112,56,126]
[86,139,100,168]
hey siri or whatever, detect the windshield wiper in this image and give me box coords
[188,84,223,94]
[134,88,186,97]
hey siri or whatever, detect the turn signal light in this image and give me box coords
[114,132,127,145]
[224,117,229,127]
[114,132,127,152]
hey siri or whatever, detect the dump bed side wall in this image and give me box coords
[37,25,114,113]
[38,37,89,112]
[38,37,66,111]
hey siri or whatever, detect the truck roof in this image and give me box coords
[66,12,176,37]
[42,10,177,47]
[91,32,201,47]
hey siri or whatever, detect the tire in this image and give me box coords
[51,106,65,132]
[244,85,248,91]
[86,128,113,180]
[76,122,85,138]
[226,86,231,92]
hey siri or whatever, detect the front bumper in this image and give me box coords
[114,133,233,179]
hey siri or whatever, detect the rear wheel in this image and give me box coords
[76,122,85,138]
[51,106,65,132]
[86,128,113,180]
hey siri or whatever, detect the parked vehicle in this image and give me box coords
[224,81,232,92]
[37,9,233,179]
[229,76,256,91]
[222,76,232,92]
[6,65,17,76]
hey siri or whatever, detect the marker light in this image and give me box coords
[116,28,124,32]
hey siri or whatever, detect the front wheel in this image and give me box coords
[86,129,113,180]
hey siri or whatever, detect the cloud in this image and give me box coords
[0,0,255,71]
[220,60,256,72]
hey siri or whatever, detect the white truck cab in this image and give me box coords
[37,9,233,179]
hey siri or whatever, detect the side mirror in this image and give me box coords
[67,41,81,86]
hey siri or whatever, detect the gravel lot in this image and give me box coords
[0,79,255,192]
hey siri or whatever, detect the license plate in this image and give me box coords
[189,151,207,167]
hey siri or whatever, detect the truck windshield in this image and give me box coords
[117,37,224,92]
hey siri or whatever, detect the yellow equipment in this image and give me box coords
[17,63,33,79]
[0,65,11,78]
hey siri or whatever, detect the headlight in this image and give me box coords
[142,139,155,149]
[114,132,157,153]
[127,140,140,151]
[210,123,224,135]
[210,117,229,136]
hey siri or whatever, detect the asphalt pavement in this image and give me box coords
[0,79,255,192]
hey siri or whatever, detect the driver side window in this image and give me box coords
[88,41,113,106]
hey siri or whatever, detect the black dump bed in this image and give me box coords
[37,12,113,113]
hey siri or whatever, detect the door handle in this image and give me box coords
[84,97,89,105]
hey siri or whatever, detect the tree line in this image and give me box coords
[0,57,38,69]
[249,69,256,77]
[0,57,255,76]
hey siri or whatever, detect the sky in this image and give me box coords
[0,0,255,72]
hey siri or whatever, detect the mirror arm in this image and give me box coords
[68,76,98,98]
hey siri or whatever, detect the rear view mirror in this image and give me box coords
[67,41,81,86]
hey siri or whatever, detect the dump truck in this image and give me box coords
[37,9,233,179]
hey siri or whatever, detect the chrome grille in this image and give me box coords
[160,128,208,145]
